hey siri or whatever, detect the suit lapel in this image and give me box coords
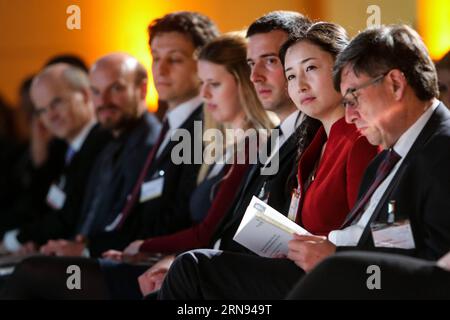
[122,113,156,169]
[219,130,298,233]
[147,105,203,177]
[65,124,103,172]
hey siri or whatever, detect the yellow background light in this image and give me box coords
[1,0,448,111]
[92,1,168,111]
[418,0,450,60]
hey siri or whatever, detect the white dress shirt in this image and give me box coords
[156,96,203,158]
[70,119,97,152]
[260,110,302,176]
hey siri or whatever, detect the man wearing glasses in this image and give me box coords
[1,63,111,255]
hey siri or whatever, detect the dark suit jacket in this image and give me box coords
[76,112,161,237]
[0,138,66,236]
[211,126,301,253]
[88,106,203,256]
[340,103,450,260]
[16,124,111,245]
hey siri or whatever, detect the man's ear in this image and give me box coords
[388,69,407,101]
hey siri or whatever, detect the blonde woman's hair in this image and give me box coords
[198,33,274,130]
[196,107,226,184]
[196,33,274,184]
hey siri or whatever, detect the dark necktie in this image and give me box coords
[115,119,170,230]
[78,140,124,235]
[240,125,282,194]
[340,148,401,229]
[65,146,76,166]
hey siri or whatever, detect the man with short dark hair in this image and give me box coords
[329,25,449,260]
[210,10,311,253]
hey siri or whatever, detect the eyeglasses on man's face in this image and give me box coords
[33,96,70,118]
[341,71,390,109]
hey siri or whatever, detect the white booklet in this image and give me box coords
[233,196,310,258]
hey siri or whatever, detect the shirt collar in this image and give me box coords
[69,119,96,152]
[166,96,203,130]
[279,110,301,140]
[393,99,439,158]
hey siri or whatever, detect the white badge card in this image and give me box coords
[371,219,416,249]
[46,184,66,210]
[257,181,270,204]
[287,189,300,222]
[437,251,450,271]
[140,177,164,203]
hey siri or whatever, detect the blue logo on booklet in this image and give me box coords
[254,202,266,213]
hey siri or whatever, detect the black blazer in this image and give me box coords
[89,106,203,256]
[76,112,161,237]
[340,103,450,260]
[211,126,300,253]
[0,138,66,236]
[16,124,111,245]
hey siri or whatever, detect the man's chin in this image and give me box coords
[365,134,382,147]
[154,90,173,103]
[262,102,283,113]
[100,118,120,131]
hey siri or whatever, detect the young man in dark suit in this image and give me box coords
[208,11,312,253]
[82,12,220,256]
[159,24,450,299]
[0,63,111,254]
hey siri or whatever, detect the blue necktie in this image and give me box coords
[65,146,76,165]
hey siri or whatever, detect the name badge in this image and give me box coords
[371,219,415,249]
[140,177,164,203]
[46,184,66,210]
[257,181,270,204]
[287,188,300,222]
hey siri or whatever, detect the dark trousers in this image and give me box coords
[0,256,110,299]
[0,256,151,300]
[99,259,150,300]
[286,251,450,300]
[159,249,304,300]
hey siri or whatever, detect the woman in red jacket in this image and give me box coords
[280,24,379,236]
